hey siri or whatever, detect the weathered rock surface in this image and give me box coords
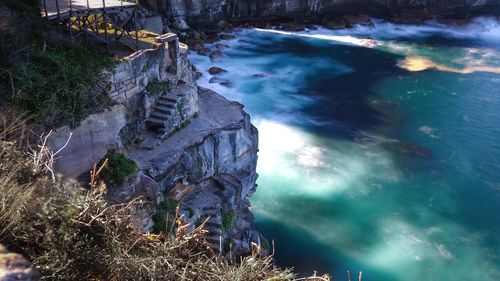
[49,105,127,179]
[129,88,260,255]
[48,33,261,256]
[144,0,500,27]
[0,244,40,281]
[143,15,164,34]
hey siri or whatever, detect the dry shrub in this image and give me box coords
[0,122,296,280]
[0,110,297,281]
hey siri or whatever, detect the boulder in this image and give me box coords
[209,77,232,87]
[0,244,40,281]
[280,22,306,31]
[49,105,127,179]
[195,71,203,80]
[324,19,347,29]
[209,50,223,61]
[252,73,266,78]
[342,14,372,27]
[197,47,212,56]
[143,16,163,34]
[215,43,230,49]
[219,34,236,40]
[208,66,227,75]
[172,18,190,31]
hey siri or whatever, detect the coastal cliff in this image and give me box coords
[48,33,261,257]
[140,0,500,27]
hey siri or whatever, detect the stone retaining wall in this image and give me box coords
[108,34,180,103]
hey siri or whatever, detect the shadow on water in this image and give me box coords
[255,217,399,281]
[269,37,409,139]
[242,36,405,133]
[238,34,436,162]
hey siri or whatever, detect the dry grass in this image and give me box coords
[0,116,297,281]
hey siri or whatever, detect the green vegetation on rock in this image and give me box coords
[100,148,138,186]
[152,198,178,234]
[1,1,113,129]
[221,212,235,234]
[0,118,296,280]
[146,81,171,95]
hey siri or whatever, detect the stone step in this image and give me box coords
[205,223,222,231]
[206,234,222,242]
[146,117,166,125]
[158,96,177,103]
[157,100,176,107]
[206,237,221,245]
[205,222,222,229]
[155,104,176,113]
[204,215,221,222]
[201,205,220,211]
[201,209,220,215]
[151,112,172,119]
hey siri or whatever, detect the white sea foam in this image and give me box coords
[255,28,378,47]
[188,20,500,281]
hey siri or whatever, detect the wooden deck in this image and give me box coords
[40,0,137,20]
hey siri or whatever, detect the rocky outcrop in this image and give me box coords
[50,105,127,179]
[0,244,40,281]
[128,88,260,255]
[49,33,196,179]
[143,0,500,27]
[48,32,262,256]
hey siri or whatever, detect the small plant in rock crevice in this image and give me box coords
[99,148,138,186]
[152,198,179,234]
[221,211,235,234]
[146,81,171,95]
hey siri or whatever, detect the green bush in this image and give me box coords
[0,4,113,129]
[10,43,113,128]
[152,198,178,234]
[146,81,171,95]
[100,148,138,186]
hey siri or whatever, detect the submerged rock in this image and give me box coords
[215,43,230,50]
[209,77,232,87]
[209,50,223,61]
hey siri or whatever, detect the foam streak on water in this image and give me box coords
[189,17,500,281]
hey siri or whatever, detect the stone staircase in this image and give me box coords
[146,94,178,135]
[200,206,223,254]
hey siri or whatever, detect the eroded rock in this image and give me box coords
[0,244,40,281]
[208,66,227,75]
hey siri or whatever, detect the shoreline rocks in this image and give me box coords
[208,66,227,75]
[0,244,40,281]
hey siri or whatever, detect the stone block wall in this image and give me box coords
[49,34,197,179]
[107,33,192,104]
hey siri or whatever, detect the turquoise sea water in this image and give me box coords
[190,18,500,281]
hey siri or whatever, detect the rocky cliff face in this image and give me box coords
[142,0,500,27]
[49,34,262,257]
[128,88,261,255]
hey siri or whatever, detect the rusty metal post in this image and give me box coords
[69,0,74,42]
[84,0,90,42]
[55,0,60,20]
[42,0,48,17]
[134,4,139,50]
[102,0,110,53]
